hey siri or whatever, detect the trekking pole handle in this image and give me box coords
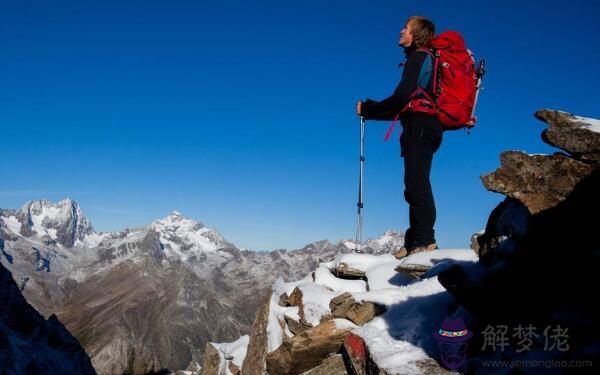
[477,59,486,79]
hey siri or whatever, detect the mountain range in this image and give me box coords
[0,198,404,374]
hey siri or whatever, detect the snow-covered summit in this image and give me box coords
[17,198,92,247]
[150,210,232,260]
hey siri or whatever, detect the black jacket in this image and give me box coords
[361,47,434,121]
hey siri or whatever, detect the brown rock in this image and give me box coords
[287,287,312,327]
[346,302,385,326]
[535,109,600,162]
[200,343,220,375]
[481,151,595,214]
[329,292,355,318]
[278,292,289,307]
[333,263,365,279]
[301,354,348,375]
[330,293,384,326]
[265,320,353,375]
[285,314,310,335]
[287,287,303,307]
[395,263,432,278]
[241,289,272,375]
[227,361,241,375]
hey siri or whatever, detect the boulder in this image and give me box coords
[333,263,365,279]
[535,109,600,162]
[329,293,355,318]
[265,320,353,375]
[481,151,595,214]
[329,293,385,326]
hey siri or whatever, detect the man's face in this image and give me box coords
[399,22,413,47]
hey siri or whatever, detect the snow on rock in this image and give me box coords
[313,265,367,293]
[573,114,600,133]
[242,247,480,374]
[267,293,293,353]
[332,253,398,273]
[211,335,250,371]
[273,275,313,298]
[353,277,455,374]
[293,283,338,327]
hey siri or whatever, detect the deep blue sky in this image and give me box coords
[1,1,599,251]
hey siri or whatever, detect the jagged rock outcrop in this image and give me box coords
[535,109,600,162]
[443,109,600,370]
[481,151,595,214]
[0,261,96,374]
[241,290,273,375]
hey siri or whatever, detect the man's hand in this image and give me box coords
[356,100,363,117]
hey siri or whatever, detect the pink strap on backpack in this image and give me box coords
[384,113,401,142]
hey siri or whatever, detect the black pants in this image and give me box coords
[400,112,443,248]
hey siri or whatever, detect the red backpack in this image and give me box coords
[402,31,479,131]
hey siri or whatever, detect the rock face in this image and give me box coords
[444,109,600,371]
[0,261,96,374]
[17,198,93,248]
[481,151,595,214]
[535,109,600,161]
[481,110,599,215]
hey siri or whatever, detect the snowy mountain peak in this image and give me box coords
[339,230,405,253]
[18,198,93,247]
[168,210,183,219]
[150,211,231,260]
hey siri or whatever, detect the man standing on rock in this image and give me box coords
[356,16,442,256]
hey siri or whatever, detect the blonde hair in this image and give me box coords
[407,16,435,48]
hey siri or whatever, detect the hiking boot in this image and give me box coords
[393,242,438,259]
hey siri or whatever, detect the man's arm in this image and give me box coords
[360,51,428,120]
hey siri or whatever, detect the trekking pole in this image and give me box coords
[355,116,366,253]
[467,59,486,134]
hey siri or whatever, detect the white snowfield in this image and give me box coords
[240,248,478,374]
